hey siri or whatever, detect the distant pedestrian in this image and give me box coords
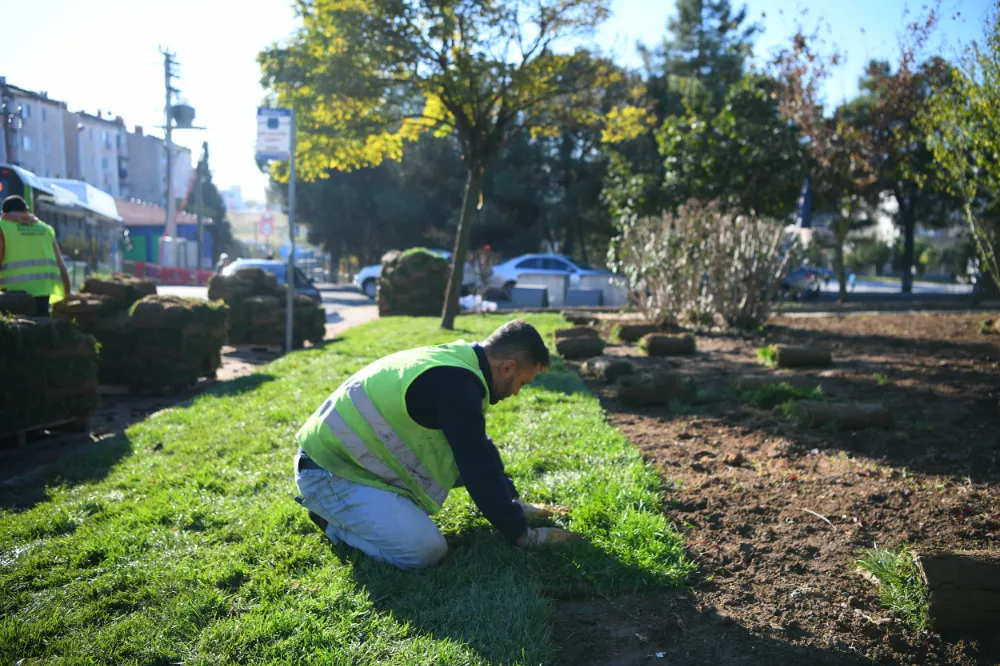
[0,195,72,316]
[215,252,231,274]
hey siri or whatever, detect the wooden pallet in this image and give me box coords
[2,416,92,448]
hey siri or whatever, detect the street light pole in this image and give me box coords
[285,109,297,353]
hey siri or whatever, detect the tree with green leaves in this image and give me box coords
[839,53,961,293]
[183,146,242,261]
[641,0,759,115]
[259,0,613,329]
[656,74,808,217]
[601,0,760,219]
[774,33,877,302]
[915,2,1000,292]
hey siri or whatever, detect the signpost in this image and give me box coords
[259,209,274,238]
[256,107,296,353]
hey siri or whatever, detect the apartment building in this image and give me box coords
[126,125,192,207]
[0,78,69,179]
[62,109,129,198]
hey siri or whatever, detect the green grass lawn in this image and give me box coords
[1,314,694,665]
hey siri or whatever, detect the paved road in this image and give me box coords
[157,284,375,327]
[817,278,972,295]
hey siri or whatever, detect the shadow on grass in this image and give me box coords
[0,375,277,512]
[204,373,277,398]
[0,433,134,512]
[347,527,672,665]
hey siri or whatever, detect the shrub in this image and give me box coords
[608,200,798,329]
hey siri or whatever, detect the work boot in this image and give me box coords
[294,496,329,532]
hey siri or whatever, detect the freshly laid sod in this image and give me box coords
[1,314,694,665]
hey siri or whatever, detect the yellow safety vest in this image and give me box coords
[296,341,489,514]
[0,217,64,302]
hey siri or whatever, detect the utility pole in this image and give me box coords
[160,47,178,237]
[0,77,21,165]
[196,141,206,270]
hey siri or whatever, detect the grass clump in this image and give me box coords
[741,382,823,410]
[0,314,694,665]
[774,400,811,428]
[756,344,778,367]
[857,546,929,631]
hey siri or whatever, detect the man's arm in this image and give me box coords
[52,239,71,296]
[0,227,5,266]
[433,374,529,543]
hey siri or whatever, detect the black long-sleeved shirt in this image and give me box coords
[404,343,527,542]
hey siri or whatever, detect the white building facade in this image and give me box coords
[0,79,69,179]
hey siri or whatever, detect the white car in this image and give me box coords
[488,253,612,297]
[353,248,478,299]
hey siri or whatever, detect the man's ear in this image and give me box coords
[500,359,518,377]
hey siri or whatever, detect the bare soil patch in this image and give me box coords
[555,312,1000,665]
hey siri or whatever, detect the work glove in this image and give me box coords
[516,498,571,521]
[516,527,584,547]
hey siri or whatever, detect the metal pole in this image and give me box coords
[196,141,205,270]
[285,109,297,353]
[163,49,175,238]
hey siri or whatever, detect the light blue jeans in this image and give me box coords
[294,451,448,571]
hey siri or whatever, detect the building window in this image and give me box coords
[90,155,96,167]
[45,168,50,177]
[22,103,31,119]
[89,128,93,140]
[43,135,50,154]
[101,157,110,169]
[22,135,34,151]
[42,107,47,122]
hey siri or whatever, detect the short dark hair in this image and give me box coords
[2,195,28,214]
[482,319,551,368]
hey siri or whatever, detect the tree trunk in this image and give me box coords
[577,215,589,266]
[900,193,916,294]
[328,240,343,284]
[918,551,1000,631]
[835,226,848,303]
[441,166,484,330]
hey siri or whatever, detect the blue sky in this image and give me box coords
[1,0,985,202]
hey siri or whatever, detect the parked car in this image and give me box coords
[780,266,824,300]
[488,253,612,297]
[221,259,322,304]
[353,248,478,299]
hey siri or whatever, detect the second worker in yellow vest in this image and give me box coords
[0,195,72,317]
[293,319,583,570]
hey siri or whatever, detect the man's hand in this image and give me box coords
[516,498,571,521]
[516,527,584,547]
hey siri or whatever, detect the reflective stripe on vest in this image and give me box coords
[0,258,59,271]
[322,382,449,507]
[0,270,60,285]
